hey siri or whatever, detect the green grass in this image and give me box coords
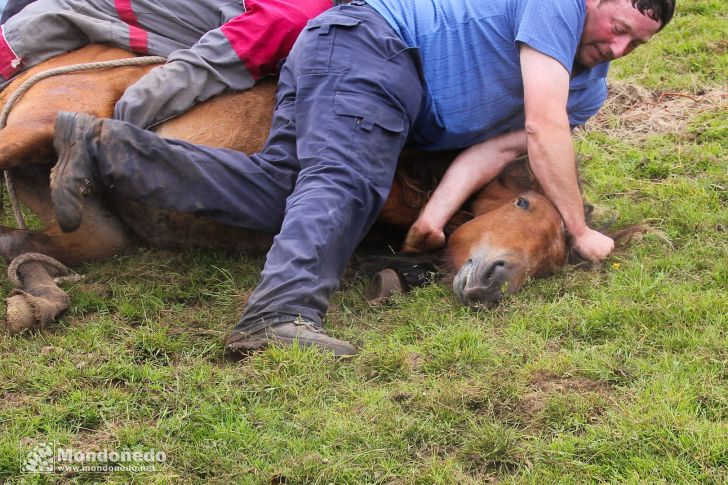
[1,0,727,482]
[610,0,728,90]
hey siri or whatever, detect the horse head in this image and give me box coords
[444,160,570,308]
[446,190,568,307]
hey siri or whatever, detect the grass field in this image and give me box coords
[1,0,726,483]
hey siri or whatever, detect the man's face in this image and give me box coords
[578,0,662,67]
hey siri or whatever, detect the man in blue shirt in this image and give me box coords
[399,0,671,256]
[49,0,675,355]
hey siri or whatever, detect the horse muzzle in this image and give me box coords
[452,256,519,309]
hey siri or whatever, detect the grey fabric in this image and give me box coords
[114,26,254,128]
[1,0,249,126]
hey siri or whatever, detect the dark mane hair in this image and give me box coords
[393,151,593,219]
[630,0,675,31]
[394,149,458,210]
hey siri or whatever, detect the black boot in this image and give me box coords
[49,112,104,233]
[225,314,356,357]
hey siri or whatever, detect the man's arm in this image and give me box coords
[519,44,613,261]
[402,130,528,252]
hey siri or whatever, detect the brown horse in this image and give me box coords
[0,45,573,332]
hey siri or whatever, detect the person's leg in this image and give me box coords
[50,80,301,234]
[1,0,151,81]
[119,0,245,51]
[0,0,109,81]
[51,3,423,355]
[227,3,424,346]
[50,66,361,355]
[0,0,242,81]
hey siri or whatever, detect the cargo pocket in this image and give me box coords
[297,14,361,74]
[330,91,408,186]
[333,92,405,133]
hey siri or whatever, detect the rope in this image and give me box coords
[7,252,82,289]
[3,171,25,228]
[0,56,166,228]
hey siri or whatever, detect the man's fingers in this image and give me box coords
[573,230,615,262]
[402,225,445,253]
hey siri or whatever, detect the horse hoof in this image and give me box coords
[4,292,38,334]
[3,288,70,335]
[364,268,403,305]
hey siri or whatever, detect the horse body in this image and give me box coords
[0,45,569,332]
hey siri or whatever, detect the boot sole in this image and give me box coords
[225,333,356,357]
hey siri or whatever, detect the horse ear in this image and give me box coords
[609,225,670,250]
[501,156,534,190]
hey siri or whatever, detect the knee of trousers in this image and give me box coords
[290,163,393,229]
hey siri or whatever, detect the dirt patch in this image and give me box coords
[0,391,38,411]
[406,351,425,372]
[70,423,122,450]
[69,420,158,452]
[583,81,726,143]
[519,371,612,420]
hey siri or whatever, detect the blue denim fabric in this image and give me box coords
[92,2,423,329]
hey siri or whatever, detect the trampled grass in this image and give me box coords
[1,0,726,482]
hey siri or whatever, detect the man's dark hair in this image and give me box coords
[631,0,675,31]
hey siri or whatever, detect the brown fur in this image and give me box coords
[0,45,572,331]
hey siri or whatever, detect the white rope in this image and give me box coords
[3,171,25,228]
[7,252,82,289]
[0,56,166,228]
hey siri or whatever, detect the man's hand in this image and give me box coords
[572,228,614,262]
[399,131,528,254]
[401,218,446,253]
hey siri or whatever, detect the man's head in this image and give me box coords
[578,0,675,67]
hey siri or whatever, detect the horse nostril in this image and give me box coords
[459,259,510,308]
[482,260,506,285]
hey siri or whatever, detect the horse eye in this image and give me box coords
[515,197,529,210]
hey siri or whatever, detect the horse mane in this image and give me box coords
[394,150,593,222]
[394,148,459,210]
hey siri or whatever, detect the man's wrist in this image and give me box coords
[566,221,589,239]
[417,206,448,232]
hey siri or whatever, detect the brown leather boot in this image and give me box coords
[225,315,356,357]
[49,111,103,233]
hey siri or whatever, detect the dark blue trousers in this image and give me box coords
[90,2,424,328]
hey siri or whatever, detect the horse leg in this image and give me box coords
[0,120,56,170]
[9,164,137,262]
[3,258,71,335]
[1,167,137,334]
[0,211,135,265]
[0,214,136,334]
